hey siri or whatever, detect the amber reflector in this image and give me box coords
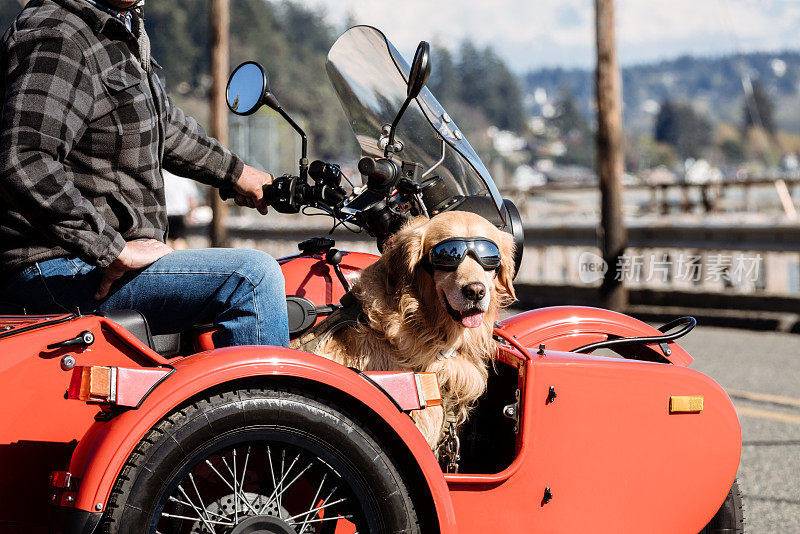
[417,372,442,407]
[67,366,113,403]
[669,395,704,413]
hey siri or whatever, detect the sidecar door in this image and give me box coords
[446,350,741,534]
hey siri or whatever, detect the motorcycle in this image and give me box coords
[0,26,741,534]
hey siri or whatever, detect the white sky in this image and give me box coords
[292,0,800,71]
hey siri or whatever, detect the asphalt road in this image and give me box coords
[677,326,800,533]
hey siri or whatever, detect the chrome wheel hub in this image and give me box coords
[229,514,297,534]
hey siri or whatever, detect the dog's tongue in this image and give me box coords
[461,310,484,328]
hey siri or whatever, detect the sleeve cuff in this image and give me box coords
[93,229,126,268]
[226,155,245,187]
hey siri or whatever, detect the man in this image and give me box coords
[0,0,289,347]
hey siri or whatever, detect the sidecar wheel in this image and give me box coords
[699,478,744,533]
[99,386,420,534]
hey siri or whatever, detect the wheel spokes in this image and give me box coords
[258,451,300,514]
[168,496,229,522]
[175,483,223,532]
[287,490,347,522]
[260,459,312,514]
[298,472,327,533]
[221,452,259,515]
[159,442,359,533]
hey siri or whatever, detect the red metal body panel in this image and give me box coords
[497,306,694,366]
[0,315,171,529]
[0,315,167,445]
[280,251,378,309]
[446,346,741,533]
[65,346,457,532]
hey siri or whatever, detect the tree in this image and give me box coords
[548,88,594,167]
[654,100,712,159]
[429,45,461,106]
[742,79,775,134]
[145,0,350,160]
[456,42,527,133]
[550,88,589,139]
[146,0,208,89]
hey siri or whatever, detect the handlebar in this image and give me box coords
[218,157,398,218]
[218,161,347,214]
[216,157,415,246]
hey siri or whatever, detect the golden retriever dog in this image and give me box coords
[312,211,516,450]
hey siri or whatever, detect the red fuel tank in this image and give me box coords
[279,251,378,308]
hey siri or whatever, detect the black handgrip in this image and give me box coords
[219,184,275,205]
[358,157,398,190]
[219,186,236,200]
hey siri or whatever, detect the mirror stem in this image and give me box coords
[276,107,309,180]
[385,95,413,158]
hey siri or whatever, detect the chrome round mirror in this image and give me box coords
[227,62,268,116]
[407,41,431,99]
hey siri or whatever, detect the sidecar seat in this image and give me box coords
[98,310,182,357]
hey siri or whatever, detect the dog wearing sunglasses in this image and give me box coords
[311,211,516,450]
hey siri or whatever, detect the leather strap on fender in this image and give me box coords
[289,292,364,353]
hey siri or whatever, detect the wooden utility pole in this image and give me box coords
[595,0,627,310]
[209,0,230,247]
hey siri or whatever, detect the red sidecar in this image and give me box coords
[0,22,741,534]
[0,247,741,534]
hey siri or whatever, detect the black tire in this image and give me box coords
[100,386,420,534]
[699,479,745,534]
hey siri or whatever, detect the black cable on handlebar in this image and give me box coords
[573,316,697,354]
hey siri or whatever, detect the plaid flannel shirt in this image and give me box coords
[0,0,244,273]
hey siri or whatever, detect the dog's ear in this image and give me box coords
[381,217,428,292]
[495,231,517,304]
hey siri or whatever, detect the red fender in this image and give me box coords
[66,347,457,532]
[496,306,694,366]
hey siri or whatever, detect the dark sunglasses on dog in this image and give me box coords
[423,238,502,272]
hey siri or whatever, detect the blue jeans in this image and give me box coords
[0,249,289,347]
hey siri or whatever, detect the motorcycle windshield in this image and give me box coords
[326,25,505,224]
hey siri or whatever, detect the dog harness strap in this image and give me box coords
[289,292,364,353]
